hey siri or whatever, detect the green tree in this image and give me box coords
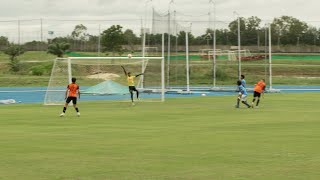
[23,40,47,51]
[193,30,211,46]
[302,26,319,45]
[123,29,139,51]
[71,24,88,51]
[71,24,88,40]
[177,31,195,45]
[101,25,125,55]
[216,29,230,45]
[272,16,308,45]
[227,16,262,46]
[147,34,163,45]
[47,42,70,57]
[0,36,9,50]
[246,16,261,31]
[86,35,99,51]
[244,16,262,45]
[4,44,25,72]
[227,17,246,45]
[52,36,73,43]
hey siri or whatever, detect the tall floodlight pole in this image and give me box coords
[234,11,241,79]
[174,10,179,84]
[162,33,165,101]
[268,23,273,90]
[167,0,174,89]
[257,29,260,51]
[143,0,152,57]
[98,24,101,57]
[18,20,21,45]
[40,18,43,42]
[210,0,217,87]
[162,33,165,58]
[141,0,152,89]
[264,26,268,81]
[186,28,190,92]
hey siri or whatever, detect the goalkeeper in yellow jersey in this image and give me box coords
[121,66,144,105]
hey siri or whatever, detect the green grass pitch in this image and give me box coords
[0,93,320,179]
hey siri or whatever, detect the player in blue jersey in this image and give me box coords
[235,80,251,108]
[240,74,246,88]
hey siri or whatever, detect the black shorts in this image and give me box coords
[253,91,261,98]
[129,86,138,91]
[66,97,77,104]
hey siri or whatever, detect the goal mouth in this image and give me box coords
[44,56,165,105]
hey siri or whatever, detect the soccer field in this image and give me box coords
[0,93,320,179]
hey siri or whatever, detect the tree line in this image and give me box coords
[46,15,320,53]
[1,15,320,61]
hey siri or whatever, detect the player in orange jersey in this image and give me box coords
[251,79,266,108]
[60,77,80,117]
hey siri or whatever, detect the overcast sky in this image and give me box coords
[1,0,320,42]
[1,0,319,21]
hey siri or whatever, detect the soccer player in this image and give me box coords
[235,80,251,108]
[121,66,143,105]
[60,77,80,117]
[251,79,266,108]
[240,74,246,87]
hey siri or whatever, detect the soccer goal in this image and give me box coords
[44,56,165,105]
[235,49,252,57]
[144,46,159,56]
[208,50,237,61]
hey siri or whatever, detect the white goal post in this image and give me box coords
[144,46,159,56]
[235,49,251,57]
[208,50,237,61]
[44,56,165,105]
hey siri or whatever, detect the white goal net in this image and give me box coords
[44,57,165,105]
